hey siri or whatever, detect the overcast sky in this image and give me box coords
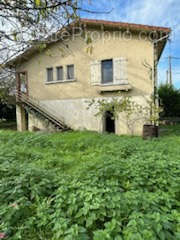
[80,0,180,88]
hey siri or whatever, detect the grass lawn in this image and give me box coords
[0,127,179,239]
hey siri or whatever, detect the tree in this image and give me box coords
[0,0,107,64]
[158,84,180,118]
[0,68,15,104]
[0,68,16,120]
[0,1,108,119]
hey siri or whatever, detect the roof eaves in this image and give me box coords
[80,18,171,33]
[6,18,171,67]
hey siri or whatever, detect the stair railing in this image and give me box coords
[16,91,68,129]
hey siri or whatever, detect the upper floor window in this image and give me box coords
[47,68,53,82]
[56,66,63,81]
[67,65,74,80]
[101,59,113,84]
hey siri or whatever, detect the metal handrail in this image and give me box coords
[16,91,68,129]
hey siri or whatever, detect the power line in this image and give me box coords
[164,56,180,60]
[171,57,180,60]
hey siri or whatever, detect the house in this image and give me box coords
[7,19,171,135]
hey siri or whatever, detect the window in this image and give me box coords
[56,66,63,81]
[47,68,53,82]
[67,65,74,80]
[101,60,113,84]
[19,72,28,93]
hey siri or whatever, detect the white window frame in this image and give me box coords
[101,59,114,85]
[66,64,75,80]
[45,65,76,84]
[56,66,64,81]
[100,58,128,86]
[46,67,53,82]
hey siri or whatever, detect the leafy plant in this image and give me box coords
[87,95,163,135]
[158,84,180,118]
[0,130,179,239]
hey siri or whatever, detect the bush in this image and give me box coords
[158,84,180,117]
[0,103,16,121]
[0,131,179,239]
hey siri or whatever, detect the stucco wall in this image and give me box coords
[17,27,154,135]
[26,95,148,136]
[28,113,56,132]
[18,29,154,100]
[16,105,27,131]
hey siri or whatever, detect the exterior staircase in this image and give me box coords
[16,91,69,131]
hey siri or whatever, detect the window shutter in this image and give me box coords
[90,61,101,85]
[113,58,128,84]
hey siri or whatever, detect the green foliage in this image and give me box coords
[0,69,16,121]
[35,0,41,6]
[0,130,179,239]
[0,103,16,121]
[87,95,162,126]
[158,84,180,117]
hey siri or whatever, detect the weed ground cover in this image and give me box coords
[0,128,179,239]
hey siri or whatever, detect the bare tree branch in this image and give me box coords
[0,0,108,65]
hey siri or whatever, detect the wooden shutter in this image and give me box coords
[90,60,101,85]
[113,58,128,84]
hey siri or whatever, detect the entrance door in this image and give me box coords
[104,111,115,133]
[17,72,28,95]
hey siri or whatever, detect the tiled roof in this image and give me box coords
[80,18,171,33]
[6,19,171,66]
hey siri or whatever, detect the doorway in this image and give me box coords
[104,111,115,133]
[17,72,28,95]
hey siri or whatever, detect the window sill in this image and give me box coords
[45,79,76,84]
[100,82,128,86]
[93,80,129,86]
[98,83,132,93]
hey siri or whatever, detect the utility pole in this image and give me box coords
[165,56,180,86]
[166,70,169,84]
[168,56,172,85]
